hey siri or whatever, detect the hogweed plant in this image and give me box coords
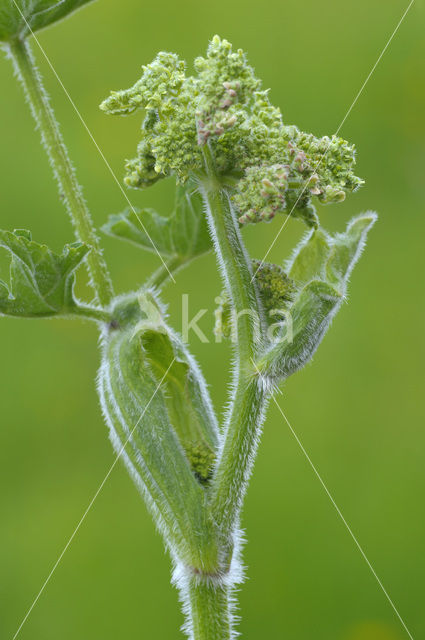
[1,2,377,638]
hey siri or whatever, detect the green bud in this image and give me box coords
[214,259,295,339]
[184,441,216,484]
[233,164,289,224]
[252,260,296,313]
[233,163,319,228]
[98,292,220,561]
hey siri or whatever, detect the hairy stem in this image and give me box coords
[199,144,264,362]
[213,377,269,557]
[185,578,233,640]
[7,38,113,307]
[198,144,269,560]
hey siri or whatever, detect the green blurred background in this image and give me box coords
[1,0,424,638]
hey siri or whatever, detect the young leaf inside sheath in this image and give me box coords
[99,292,220,563]
[287,228,331,285]
[0,229,89,318]
[141,328,218,483]
[102,186,211,270]
[0,0,95,42]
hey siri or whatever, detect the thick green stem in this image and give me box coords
[185,578,233,640]
[199,144,264,363]
[212,377,269,556]
[7,38,113,307]
[199,144,269,560]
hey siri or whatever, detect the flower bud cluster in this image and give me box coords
[101,36,363,226]
[233,163,318,227]
[284,127,364,204]
[252,260,296,312]
[184,440,216,484]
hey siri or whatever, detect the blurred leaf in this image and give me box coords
[0,0,95,42]
[102,186,211,266]
[0,228,89,317]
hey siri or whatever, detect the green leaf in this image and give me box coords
[142,331,218,452]
[98,292,219,563]
[258,280,342,380]
[102,186,211,266]
[0,0,95,42]
[287,228,331,284]
[326,212,378,290]
[0,229,89,317]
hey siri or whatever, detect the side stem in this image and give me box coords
[7,38,113,307]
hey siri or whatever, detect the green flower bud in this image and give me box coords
[233,164,289,224]
[214,260,295,339]
[124,142,160,189]
[252,260,296,312]
[232,163,319,227]
[98,292,219,560]
[184,441,216,484]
